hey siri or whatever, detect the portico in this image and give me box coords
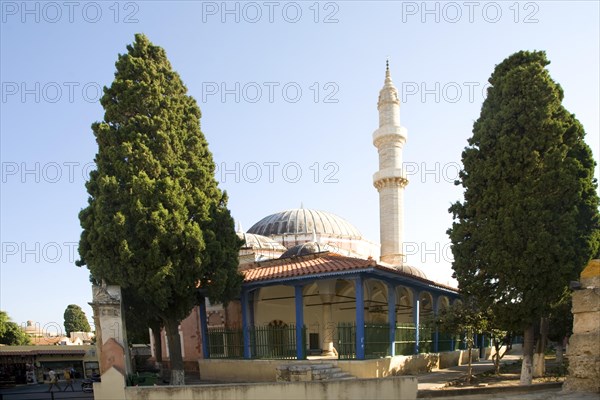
[200,252,459,360]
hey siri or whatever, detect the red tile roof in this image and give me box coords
[242,252,458,293]
[242,253,376,282]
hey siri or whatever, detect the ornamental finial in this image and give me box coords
[385,58,392,83]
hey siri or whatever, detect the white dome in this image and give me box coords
[248,208,363,239]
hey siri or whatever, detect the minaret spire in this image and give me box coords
[385,58,390,79]
[373,62,408,266]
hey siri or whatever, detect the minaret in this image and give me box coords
[373,61,408,266]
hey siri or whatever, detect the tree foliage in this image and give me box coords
[547,293,573,343]
[77,34,242,384]
[64,304,91,335]
[448,50,600,383]
[434,299,488,383]
[0,311,30,345]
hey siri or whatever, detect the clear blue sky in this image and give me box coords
[1,1,598,334]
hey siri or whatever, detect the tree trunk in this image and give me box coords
[533,318,548,378]
[151,325,163,375]
[164,320,185,385]
[555,342,564,365]
[492,339,506,375]
[520,324,535,385]
[467,345,473,384]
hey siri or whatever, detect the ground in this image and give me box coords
[442,358,566,389]
[0,381,94,400]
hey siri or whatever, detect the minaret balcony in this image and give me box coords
[373,126,407,147]
[373,169,408,189]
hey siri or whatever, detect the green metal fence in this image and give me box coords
[365,323,390,358]
[419,326,433,353]
[338,322,432,359]
[437,331,457,352]
[251,324,305,360]
[207,325,305,360]
[337,322,356,360]
[393,323,417,356]
[207,327,244,359]
[208,323,495,361]
[337,323,471,359]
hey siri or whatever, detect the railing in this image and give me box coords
[338,322,428,359]
[418,326,433,353]
[337,322,356,360]
[251,324,304,360]
[207,325,305,360]
[207,327,244,359]
[364,323,390,358]
[207,323,497,361]
[437,331,458,352]
[337,323,489,360]
[393,323,417,356]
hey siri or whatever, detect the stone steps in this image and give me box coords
[276,363,356,382]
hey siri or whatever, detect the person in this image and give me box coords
[63,367,74,391]
[47,369,61,392]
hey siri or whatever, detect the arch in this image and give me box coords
[419,291,434,320]
[207,312,224,327]
[437,296,451,313]
[366,279,388,323]
[332,279,357,323]
[253,285,295,326]
[395,286,413,323]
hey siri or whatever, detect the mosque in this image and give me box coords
[151,64,460,371]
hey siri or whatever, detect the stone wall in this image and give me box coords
[564,259,600,393]
[93,365,417,400]
[198,350,479,382]
[125,377,417,400]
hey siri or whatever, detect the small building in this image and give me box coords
[0,345,98,385]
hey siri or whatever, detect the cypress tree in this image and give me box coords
[448,50,599,384]
[77,34,242,384]
[63,304,91,336]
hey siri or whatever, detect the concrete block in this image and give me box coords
[573,312,600,333]
[572,289,600,314]
[568,333,600,355]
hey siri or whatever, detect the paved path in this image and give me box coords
[416,353,522,390]
[415,351,599,400]
[423,389,600,399]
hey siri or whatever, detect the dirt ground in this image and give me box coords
[441,358,566,390]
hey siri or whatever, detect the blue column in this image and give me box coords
[432,295,439,353]
[249,291,256,327]
[412,289,420,354]
[198,297,209,359]
[241,289,251,359]
[387,283,396,356]
[294,285,305,360]
[355,277,365,360]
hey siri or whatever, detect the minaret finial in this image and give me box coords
[385,58,392,83]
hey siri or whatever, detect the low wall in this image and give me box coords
[125,376,417,400]
[199,359,304,382]
[198,350,479,382]
[338,350,479,378]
